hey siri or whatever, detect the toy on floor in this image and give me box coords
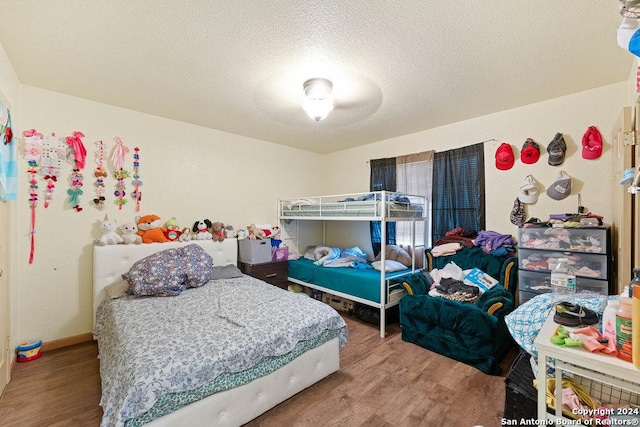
[16,340,42,362]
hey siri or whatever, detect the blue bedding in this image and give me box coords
[288,257,409,303]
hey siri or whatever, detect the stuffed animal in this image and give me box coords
[211,221,226,242]
[94,214,124,245]
[136,214,168,244]
[120,221,142,244]
[270,226,281,241]
[192,219,213,240]
[179,227,192,242]
[163,217,183,242]
[224,224,237,239]
[246,224,266,240]
[236,228,248,240]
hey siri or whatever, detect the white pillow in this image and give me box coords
[105,278,130,299]
[371,260,407,272]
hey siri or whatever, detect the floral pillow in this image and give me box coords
[182,244,214,288]
[124,244,213,297]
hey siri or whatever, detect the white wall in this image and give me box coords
[14,86,324,344]
[0,41,21,358]
[322,83,628,253]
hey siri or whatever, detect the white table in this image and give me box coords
[534,312,640,421]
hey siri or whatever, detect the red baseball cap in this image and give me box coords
[521,138,540,164]
[582,126,602,160]
[495,143,514,170]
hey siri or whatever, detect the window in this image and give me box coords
[369,143,485,252]
[396,151,433,249]
[431,143,485,242]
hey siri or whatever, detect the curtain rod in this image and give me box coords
[365,138,498,163]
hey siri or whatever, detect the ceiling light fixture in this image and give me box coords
[302,78,333,121]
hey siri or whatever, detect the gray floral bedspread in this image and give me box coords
[94,275,348,427]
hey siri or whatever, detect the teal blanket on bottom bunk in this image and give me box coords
[288,257,409,303]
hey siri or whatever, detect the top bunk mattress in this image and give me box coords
[279,191,426,220]
[288,257,409,303]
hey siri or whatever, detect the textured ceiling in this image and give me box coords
[0,0,634,154]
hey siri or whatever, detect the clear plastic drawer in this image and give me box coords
[518,227,607,254]
[518,270,608,296]
[519,248,607,280]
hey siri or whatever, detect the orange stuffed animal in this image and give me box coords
[136,214,168,243]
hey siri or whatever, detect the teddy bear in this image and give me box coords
[211,221,226,242]
[163,217,183,242]
[192,219,213,240]
[120,221,142,244]
[94,214,124,245]
[246,224,266,240]
[136,214,168,244]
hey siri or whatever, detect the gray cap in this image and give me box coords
[547,171,572,200]
[547,133,567,166]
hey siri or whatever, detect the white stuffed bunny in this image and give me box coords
[120,221,142,244]
[94,215,124,245]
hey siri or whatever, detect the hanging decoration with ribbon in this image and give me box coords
[23,129,44,264]
[65,131,86,212]
[111,136,130,210]
[131,147,142,212]
[93,140,107,209]
[67,168,84,212]
[40,134,66,208]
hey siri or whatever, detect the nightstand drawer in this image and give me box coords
[238,260,289,289]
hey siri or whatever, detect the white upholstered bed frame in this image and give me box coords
[92,239,340,427]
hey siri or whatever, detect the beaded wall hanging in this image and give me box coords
[93,140,107,209]
[22,129,44,264]
[111,136,130,210]
[131,147,142,212]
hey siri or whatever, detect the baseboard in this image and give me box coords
[41,333,93,352]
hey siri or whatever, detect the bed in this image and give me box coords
[279,191,429,338]
[92,239,348,427]
[279,191,425,219]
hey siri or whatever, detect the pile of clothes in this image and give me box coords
[431,228,517,258]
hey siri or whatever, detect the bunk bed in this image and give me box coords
[279,191,429,338]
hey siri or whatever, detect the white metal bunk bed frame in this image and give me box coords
[279,190,428,338]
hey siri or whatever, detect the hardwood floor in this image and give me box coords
[0,314,517,427]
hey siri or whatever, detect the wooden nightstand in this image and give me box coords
[238,259,289,289]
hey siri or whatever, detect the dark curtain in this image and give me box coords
[432,143,485,242]
[369,157,396,256]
